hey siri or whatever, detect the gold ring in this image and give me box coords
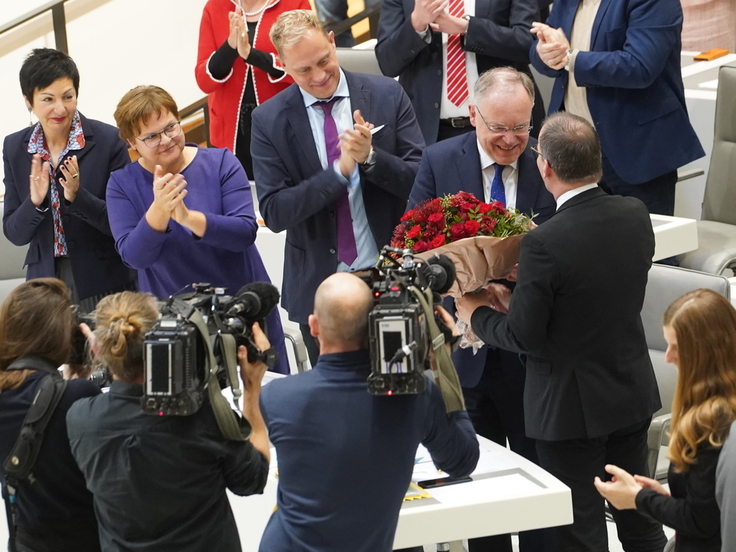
[72,173,79,179]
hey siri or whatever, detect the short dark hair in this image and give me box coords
[19,48,80,105]
[538,112,602,184]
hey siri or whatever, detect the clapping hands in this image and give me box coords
[145,164,187,232]
[531,22,570,71]
[228,10,252,59]
[29,154,50,207]
[338,109,374,177]
[410,0,468,35]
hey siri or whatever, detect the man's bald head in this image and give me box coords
[311,273,374,352]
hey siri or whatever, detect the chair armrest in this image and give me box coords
[677,168,705,182]
[283,326,310,373]
[646,413,671,479]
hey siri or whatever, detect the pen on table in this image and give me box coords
[370,125,385,135]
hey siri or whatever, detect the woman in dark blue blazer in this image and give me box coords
[2,48,135,312]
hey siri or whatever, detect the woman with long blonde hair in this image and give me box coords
[595,289,736,552]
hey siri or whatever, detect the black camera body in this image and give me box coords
[363,247,456,396]
[143,315,203,416]
[142,282,279,417]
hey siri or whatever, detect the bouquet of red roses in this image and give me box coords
[390,192,534,298]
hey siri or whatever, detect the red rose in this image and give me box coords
[478,203,493,214]
[460,202,475,213]
[449,222,466,241]
[427,212,445,225]
[414,240,429,253]
[413,210,428,222]
[427,198,443,212]
[400,209,415,222]
[490,201,507,214]
[481,218,498,234]
[464,220,481,236]
[431,234,446,248]
[406,225,422,239]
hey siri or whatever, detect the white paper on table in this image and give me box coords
[428,473,542,506]
[413,442,521,483]
[698,79,719,89]
[413,444,449,481]
[471,445,521,476]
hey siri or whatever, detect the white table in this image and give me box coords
[229,434,572,551]
[650,214,698,261]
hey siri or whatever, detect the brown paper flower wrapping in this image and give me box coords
[416,235,524,298]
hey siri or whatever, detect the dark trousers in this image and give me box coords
[235,104,256,180]
[599,155,677,217]
[535,419,667,552]
[299,323,321,368]
[464,348,544,552]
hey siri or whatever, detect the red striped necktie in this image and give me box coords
[446,0,469,107]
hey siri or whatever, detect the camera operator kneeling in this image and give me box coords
[66,291,270,552]
[0,278,101,552]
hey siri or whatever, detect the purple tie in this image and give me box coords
[490,163,507,207]
[319,98,358,266]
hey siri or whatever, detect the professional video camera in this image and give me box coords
[361,246,456,396]
[141,282,279,437]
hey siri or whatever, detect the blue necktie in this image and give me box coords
[318,98,358,266]
[490,163,507,207]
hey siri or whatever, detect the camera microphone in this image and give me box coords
[422,255,456,295]
[228,282,280,320]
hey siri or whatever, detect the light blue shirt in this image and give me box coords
[298,69,379,271]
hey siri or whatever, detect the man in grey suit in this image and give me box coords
[457,112,666,552]
[409,67,554,552]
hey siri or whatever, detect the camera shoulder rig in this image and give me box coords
[171,300,253,442]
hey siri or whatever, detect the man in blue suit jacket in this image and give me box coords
[376,0,544,145]
[529,0,704,216]
[252,10,425,364]
[408,67,554,552]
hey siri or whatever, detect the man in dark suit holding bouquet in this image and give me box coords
[456,112,666,552]
[407,66,554,552]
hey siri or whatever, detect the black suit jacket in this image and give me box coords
[376,0,540,144]
[251,71,425,323]
[2,114,135,301]
[409,131,556,387]
[471,188,661,440]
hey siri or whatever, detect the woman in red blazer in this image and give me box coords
[195,0,311,178]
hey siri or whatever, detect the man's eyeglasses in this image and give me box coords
[531,145,542,157]
[475,109,532,136]
[137,121,182,148]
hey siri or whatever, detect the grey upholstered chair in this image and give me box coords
[0,228,27,305]
[678,63,736,276]
[641,264,731,479]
